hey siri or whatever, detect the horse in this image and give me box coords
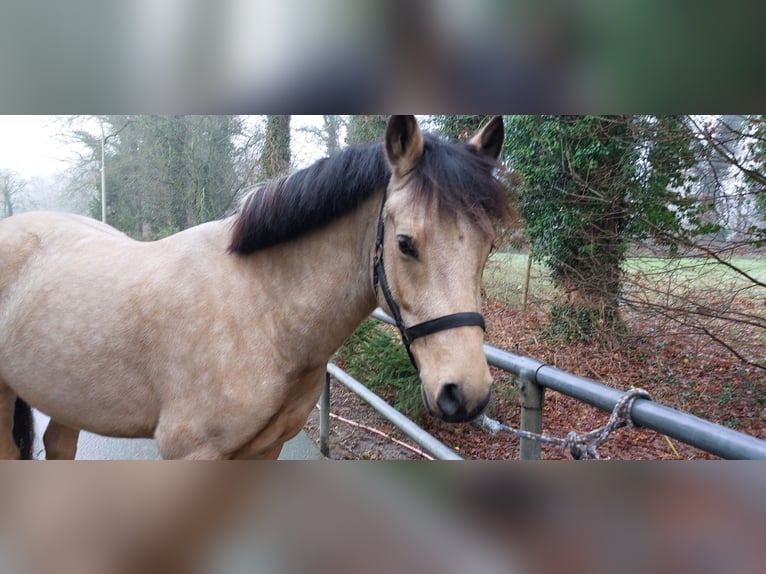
[0,115,509,460]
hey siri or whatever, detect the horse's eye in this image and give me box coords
[397,235,418,258]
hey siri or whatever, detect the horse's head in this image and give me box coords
[374,115,507,423]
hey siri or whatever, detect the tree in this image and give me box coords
[687,115,766,245]
[346,115,387,146]
[294,115,345,159]
[435,115,491,142]
[0,169,26,218]
[323,115,342,155]
[622,115,766,370]
[749,116,766,228]
[259,115,291,180]
[505,115,700,341]
[690,115,746,238]
[64,115,257,238]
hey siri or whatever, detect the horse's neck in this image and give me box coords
[249,191,382,364]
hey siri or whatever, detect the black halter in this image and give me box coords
[372,191,486,368]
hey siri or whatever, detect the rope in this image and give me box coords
[477,388,652,460]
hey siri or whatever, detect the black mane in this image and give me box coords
[229,134,508,255]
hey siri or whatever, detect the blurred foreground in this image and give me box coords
[1,1,763,112]
[0,463,763,574]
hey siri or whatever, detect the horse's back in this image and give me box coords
[0,212,123,293]
[0,211,127,243]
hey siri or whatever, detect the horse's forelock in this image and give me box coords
[407,136,511,234]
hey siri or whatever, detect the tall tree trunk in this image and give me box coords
[323,115,342,155]
[1,171,19,217]
[550,116,630,342]
[346,115,387,146]
[260,115,291,180]
[166,115,190,231]
[2,187,12,217]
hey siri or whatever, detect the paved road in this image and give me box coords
[31,410,323,460]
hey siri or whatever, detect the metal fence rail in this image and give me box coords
[322,363,462,460]
[370,308,766,460]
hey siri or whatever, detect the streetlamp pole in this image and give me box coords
[100,120,106,223]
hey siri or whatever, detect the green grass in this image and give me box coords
[621,255,766,312]
[623,256,766,290]
[482,253,554,305]
[482,252,766,306]
[334,319,424,421]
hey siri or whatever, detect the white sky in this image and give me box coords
[0,116,74,179]
[0,115,326,181]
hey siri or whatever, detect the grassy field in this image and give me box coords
[482,253,552,306]
[483,252,766,306]
[624,255,766,287]
[479,251,766,454]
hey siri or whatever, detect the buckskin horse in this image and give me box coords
[0,115,508,459]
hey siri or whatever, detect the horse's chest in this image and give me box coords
[157,362,326,459]
[238,367,327,456]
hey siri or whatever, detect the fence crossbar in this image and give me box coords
[326,363,463,460]
[373,308,766,460]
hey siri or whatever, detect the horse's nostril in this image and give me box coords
[436,383,466,419]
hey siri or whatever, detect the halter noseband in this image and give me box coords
[372,190,486,368]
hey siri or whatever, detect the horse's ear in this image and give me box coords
[385,115,424,178]
[468,115,504,161]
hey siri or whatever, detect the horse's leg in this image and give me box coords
[43,419,80,460]
[155,424,285,460]
[258,442,283,460]
[153,422,225,460]
[0,382,22,459]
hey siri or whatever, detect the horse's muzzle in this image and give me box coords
[423,384,491,423]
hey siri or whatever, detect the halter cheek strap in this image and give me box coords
[372,191,486,368]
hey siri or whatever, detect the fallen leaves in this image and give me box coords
[307,298,765,460]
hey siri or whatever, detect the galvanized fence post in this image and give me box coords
[320,371,331,457]
[519,367,545,460]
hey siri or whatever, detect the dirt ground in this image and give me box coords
[303,300,766,460]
